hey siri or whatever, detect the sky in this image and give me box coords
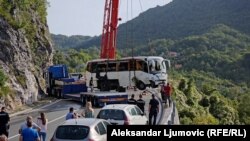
[47,0,172,36]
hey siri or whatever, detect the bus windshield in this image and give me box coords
[148,58,166,74]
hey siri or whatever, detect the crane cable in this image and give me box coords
[139,0,152,56]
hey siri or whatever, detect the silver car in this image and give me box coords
[97,104,148,125]
[50,118,110,141]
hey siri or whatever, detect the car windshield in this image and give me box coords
[98,109,124,120]
[148,58,166,74]
[56,125,89,140]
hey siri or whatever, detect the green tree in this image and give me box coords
[238,94,250,124]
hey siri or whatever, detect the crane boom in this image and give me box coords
[100,0,119,59]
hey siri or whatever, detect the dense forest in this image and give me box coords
[52,0,250,125]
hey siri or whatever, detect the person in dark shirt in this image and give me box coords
[127,94,137,105]
[137,94,145,114]
[0,107,10,137]
[148,94,159,125]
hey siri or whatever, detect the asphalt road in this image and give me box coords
[8,100,91,141]
[8,89,162,141]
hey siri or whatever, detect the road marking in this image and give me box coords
[8,100,67,140]
[39,99,62,109]
[10,99,62,117]
[8,114,66,140]
[48,115,66,123]
[8,134,19,140]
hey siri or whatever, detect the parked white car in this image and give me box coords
[97,104,148,125]
[50,118,110,141]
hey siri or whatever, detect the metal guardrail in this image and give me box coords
[165,101,176,125]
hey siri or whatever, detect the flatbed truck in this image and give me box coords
[45,64,128,107]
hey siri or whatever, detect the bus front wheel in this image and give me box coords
[150,81,158,88]
[136,81,146,90]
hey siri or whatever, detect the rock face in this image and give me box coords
[0,1,53,110]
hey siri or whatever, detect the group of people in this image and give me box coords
[65,101,95,121]
[18,113,48,141]
[0,101,94,141]
[127,82,172,125]
[0,106,48,141]
[127,92,160,125]
[161,82,172,107]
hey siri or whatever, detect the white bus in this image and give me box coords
[85,56,170,91]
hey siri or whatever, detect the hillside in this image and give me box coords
[75,0,250,49]
[50,0,250,124]
[51,34,92,49]
[0,0,53,109]
[170,25,250,86]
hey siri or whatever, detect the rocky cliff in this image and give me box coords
[0,0,53,110]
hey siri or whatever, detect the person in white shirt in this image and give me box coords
[37,112,48,141]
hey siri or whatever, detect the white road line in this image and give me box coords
[8,134,19,140]
[10,99,62,117]
[39,99,62,109]
[8,114,66,140]
[8,100,70,140]
[48,115,66,124]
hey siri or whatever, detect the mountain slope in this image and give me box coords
[51,34,92,49]
[77,0,250,49]
[171,24,250,86]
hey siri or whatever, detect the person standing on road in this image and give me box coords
[0,107,10,137]
[19,119,40,141]
[19,116,41,134]
[37,112,48,141]
[82,102,94,118]
[65,107,75,120]
[127,94,137,105]
[148,94,159,125]
[163,83,172,107]
[137,94,145,114]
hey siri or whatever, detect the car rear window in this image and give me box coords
[97,109,125,120]
[56,125,89,140]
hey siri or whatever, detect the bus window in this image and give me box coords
[118,62,129,71]
[155,60,161,71]
[136,60,143,71]
[97,64,107,72]
[87,63,92,72]
[87,62,98,73]
[129,60,136,71]
[148,60,155,72]
[143,62,148,72]
[136,60,148,72]
[91,62,97,73]
[107,63,117,71]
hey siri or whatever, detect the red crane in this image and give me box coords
[100,0,119,59]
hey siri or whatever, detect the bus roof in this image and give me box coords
[87,56,164,63]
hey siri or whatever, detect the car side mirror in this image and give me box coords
[141,113,144,116]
